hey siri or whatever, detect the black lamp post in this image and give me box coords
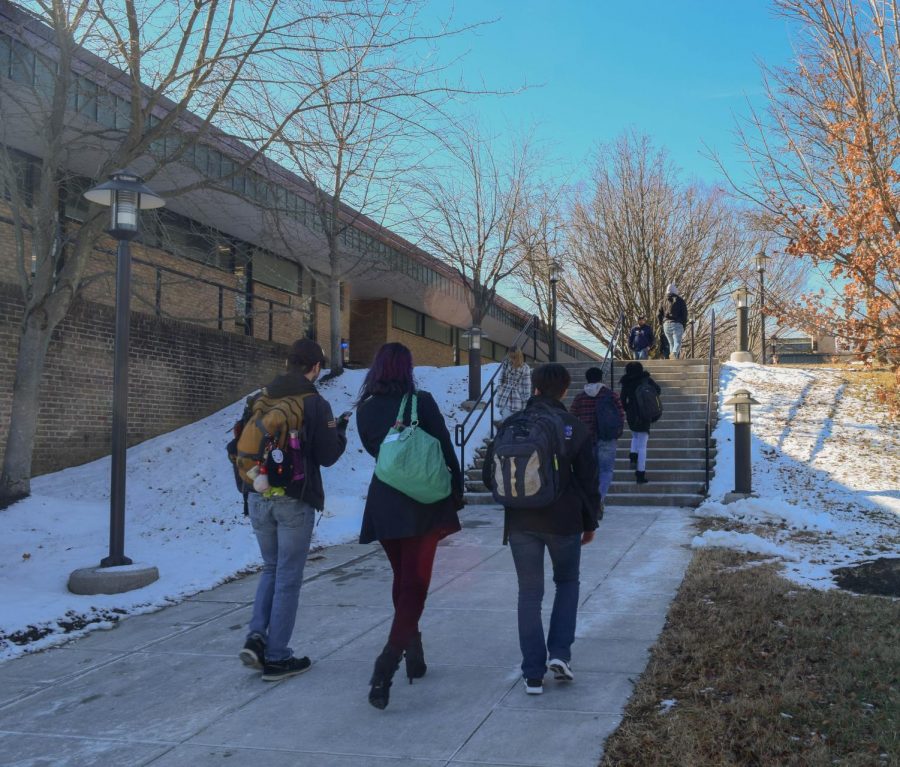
[549,259,561,362]
[755,250,770,364]
[730,285,753,362]
[84,171,164,568]
[465,325,483,402]
[723,389,759,499]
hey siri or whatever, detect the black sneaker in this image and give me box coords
[261,656,312,681]
[239,634,266,670]
[524,677,544,695]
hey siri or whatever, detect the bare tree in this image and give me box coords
[0,0,401,504]
[411,127,532,331]
[561,131,803,359]
[509,183,567,359]
[265,1,482,374]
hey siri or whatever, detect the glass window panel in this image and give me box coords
[391,303,420,335]
[423,316,452,345]
[0,34,11,79]
[207,149,222,177]
[96,88,116,128]
[33,52,55,97]
[115,96,132,131]
[252,248,300,293]
[220,155,234,180]
[10,39,34,85]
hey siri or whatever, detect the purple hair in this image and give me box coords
[357,342,416,404]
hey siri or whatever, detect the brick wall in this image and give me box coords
[0,281,288,476]
[388,326,455,367]
[349,297,455,367]
[349,298,389,366]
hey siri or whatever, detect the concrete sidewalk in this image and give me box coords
[0,504,695,767]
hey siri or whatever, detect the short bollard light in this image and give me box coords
[723,388,759,502]
[730,285,753,362]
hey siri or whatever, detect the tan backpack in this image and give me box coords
[234,391,313,485]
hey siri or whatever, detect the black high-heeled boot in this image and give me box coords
[629,452,638,467]
[368,644,402,710]
[405,632,427,683]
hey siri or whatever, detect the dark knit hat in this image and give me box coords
[288,339,326,369]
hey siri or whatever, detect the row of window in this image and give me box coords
[391,303,453,345]
[0,29,472,309]
[0,27,565,348]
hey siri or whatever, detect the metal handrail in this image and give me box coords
[454,315,538,470]
[704,309,717,493]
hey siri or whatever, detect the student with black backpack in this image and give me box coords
[569,366,625,504]
[482,363,600,696]
[619,361,662,485]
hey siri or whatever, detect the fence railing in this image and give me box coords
[704,309,717,493]
[130,255,302,343]
[453,315,538,471]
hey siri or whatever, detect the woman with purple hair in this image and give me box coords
[355,342,464,709]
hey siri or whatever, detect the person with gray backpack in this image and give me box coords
[482,363,600,696]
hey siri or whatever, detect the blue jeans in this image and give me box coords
[664,321,684,358]
[634,348,648,360]
[595,439,617,501]
[508,531,582,679]
[247,494,316,662]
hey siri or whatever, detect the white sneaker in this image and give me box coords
[548,658,574,681]
[523,677,544,695]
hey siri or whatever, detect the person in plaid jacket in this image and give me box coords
[494,347,532,421]
[569,367,625,502]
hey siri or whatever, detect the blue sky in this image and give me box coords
[423,0,796,186]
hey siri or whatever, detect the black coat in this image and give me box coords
[357,390,463,544]
[659,294,688,326]
[481,395,601,541]
[620,370,661,433]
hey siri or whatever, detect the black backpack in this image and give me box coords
[595,388,624,440]
[634,378,663,423]
[489,403,568,509]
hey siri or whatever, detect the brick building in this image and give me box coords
[0,4,596,474]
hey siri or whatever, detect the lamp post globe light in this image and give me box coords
[722,388,760,503]
[549,259,561,362]
[730,285,754,363]
[68,171,164,596]
[755,250,771,365]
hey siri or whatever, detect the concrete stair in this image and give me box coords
[464,358,718,509]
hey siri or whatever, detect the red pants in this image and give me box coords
[380,529,442,650]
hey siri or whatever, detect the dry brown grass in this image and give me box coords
[600,550,900,767]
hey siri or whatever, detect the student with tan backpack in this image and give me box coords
[229,339,347,681]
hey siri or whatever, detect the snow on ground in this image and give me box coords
[0,363,497,661]
[694,362,900,590]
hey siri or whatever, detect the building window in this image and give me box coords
[423,316,452,345]
[392,302,421,335]
[251,248,300,293]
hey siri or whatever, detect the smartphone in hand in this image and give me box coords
[337,410,353,427]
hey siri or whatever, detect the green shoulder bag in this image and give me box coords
[374,392,452,504]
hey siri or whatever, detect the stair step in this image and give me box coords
[604,493,705,508]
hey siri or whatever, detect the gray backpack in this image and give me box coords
[489,404,567,509]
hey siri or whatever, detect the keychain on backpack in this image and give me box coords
[253,464,270,493]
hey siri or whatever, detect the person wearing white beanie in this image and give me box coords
[658,284,689,358]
